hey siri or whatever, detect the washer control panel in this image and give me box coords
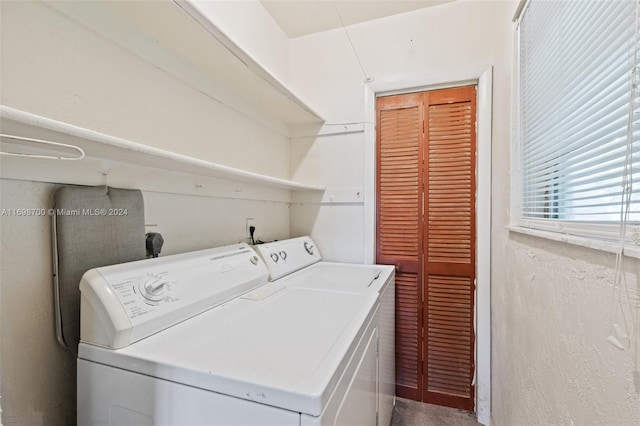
[137,273,168,302]
[79,244,268,349]
[254,236,322,281]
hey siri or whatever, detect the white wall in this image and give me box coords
[289,0,640,424]
[0,1,291,425]
[0,181,75,425]
[0,0,289,178]
[290,131,365,262]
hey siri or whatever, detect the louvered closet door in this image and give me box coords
[376,93,424,401]
[376,86,476,411]
[423,86,476,411]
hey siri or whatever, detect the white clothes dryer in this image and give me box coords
[254,236,396,426]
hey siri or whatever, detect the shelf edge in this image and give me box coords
[0,106,325,192]
[174,0,325,124]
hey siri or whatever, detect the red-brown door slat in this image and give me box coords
[423,86,476,412]
[376,93,423,400]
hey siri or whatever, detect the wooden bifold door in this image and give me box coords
[376,86,476,411]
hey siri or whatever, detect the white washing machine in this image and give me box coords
[254,236,396,426]
[77,238,394,425]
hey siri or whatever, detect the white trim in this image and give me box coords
[512,0,528,22]
[475,68,493,426]
[510,17,523,226]
[363,88,377,265]
[363,66,493,425]
[507,225,640,258]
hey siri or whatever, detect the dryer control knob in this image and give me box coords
[138,275,168,302]
[279,251,287,261]
[304,241,314,255]
[250,256,259,265]
[270,252,279,263]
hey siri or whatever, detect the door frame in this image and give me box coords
[363,66,492,426]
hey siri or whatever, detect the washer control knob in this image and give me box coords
[250,255,259,265]
[279,251,287,261]
[304,241,314,255]
[138,275,168,302]
[270,252,279,263]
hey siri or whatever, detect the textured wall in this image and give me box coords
[492,232,640,425]
[0,181,73,425]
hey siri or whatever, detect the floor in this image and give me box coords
[391,398,480,426]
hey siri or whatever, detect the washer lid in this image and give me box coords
[78,284,377,417]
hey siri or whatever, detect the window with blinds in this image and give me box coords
[517,0,640,241]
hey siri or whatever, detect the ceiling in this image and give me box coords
[260,0,455,38]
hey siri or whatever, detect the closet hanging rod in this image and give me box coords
[0,133,85,160]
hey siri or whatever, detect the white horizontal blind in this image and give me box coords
[519,0,640,242]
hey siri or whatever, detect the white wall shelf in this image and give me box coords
[0,106,324,201]
[45,0,324,135]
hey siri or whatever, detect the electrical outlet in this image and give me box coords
[246,218,255,237]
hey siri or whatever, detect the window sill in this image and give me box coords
[506,225,640,259]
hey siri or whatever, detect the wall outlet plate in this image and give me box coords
[246,218,255,237]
